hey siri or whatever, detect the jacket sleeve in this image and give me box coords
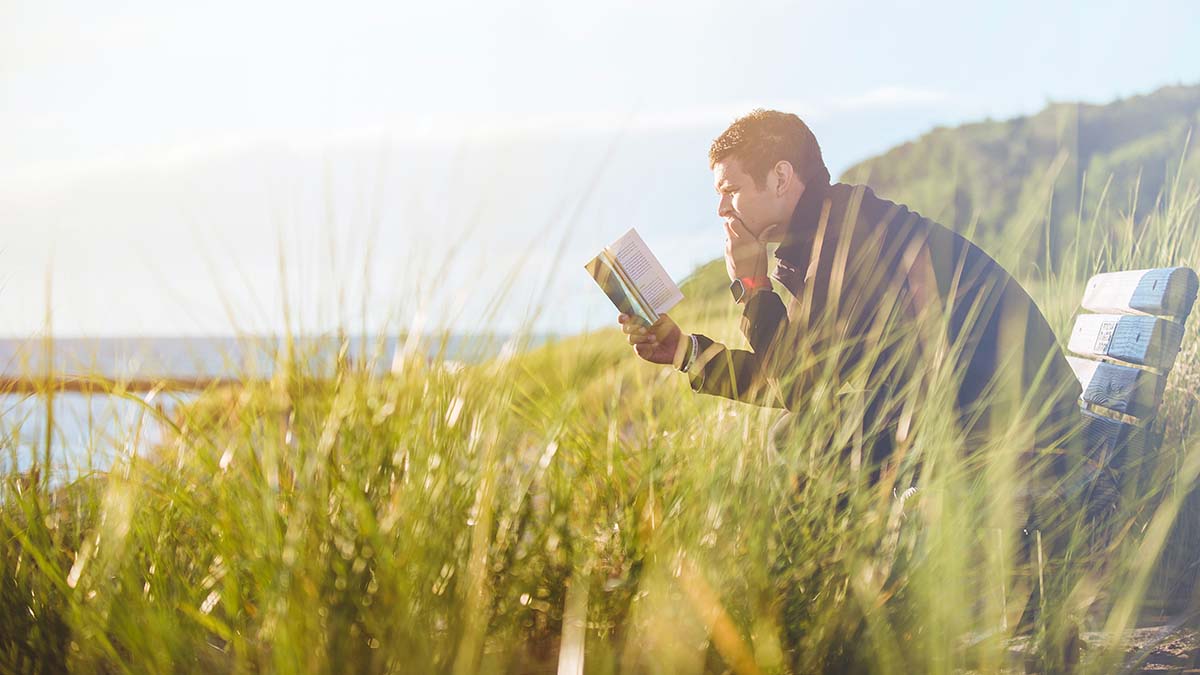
[687,290,790,408]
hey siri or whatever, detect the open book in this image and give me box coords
[584,228,683,325]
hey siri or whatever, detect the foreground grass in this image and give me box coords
[3,175,1200,673]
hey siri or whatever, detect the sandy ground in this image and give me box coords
[993,621,1200,673]
[1088,623,1199,673]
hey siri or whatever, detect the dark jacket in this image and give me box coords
[688,181,1082,475]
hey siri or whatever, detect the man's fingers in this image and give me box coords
[620,313,654,331]
[634,343,659,359]
[726,217,755,240]
[649,315,675,339]
[627,332,656,345]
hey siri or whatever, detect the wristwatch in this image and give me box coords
[729,276,772,303]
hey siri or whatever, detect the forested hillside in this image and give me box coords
[837,83,1200,275]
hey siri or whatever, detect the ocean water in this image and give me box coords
[0,334,547,480]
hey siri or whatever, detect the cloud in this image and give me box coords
[828,86,950,110]
[0,85,951,188]
[386,85,952,138]
[0,16,159,76]
[640,86,952,130]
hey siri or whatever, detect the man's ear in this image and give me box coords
[773,160,796,196]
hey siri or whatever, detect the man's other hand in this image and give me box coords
[724,217,778,282]
[618,313,685,367]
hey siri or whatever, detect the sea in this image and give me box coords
[0,334,549,481]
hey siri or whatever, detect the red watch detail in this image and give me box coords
[739,276,772,290]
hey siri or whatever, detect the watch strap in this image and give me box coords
[678,333,699,373]
[730,276,772,303]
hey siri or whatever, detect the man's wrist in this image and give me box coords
[677,333,699,373]
[743,284,770,302]
[730,275,772,304]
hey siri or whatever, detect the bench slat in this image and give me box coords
[1081,267,1200,319]
[1068,314,1185,371]
[1066,355,1099,388]
[1079,409,1146,469]
[1067,356,1164,419]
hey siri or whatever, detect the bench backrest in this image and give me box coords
[1066,267,1198,495]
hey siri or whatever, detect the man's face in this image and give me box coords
[712,158,785,240]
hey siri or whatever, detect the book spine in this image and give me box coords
[604,248,658,324]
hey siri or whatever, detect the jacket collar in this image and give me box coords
[777,180,832,255]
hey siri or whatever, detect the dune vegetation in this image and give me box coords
[3,125,1200,672]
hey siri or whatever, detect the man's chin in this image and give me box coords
[751,226,785,244]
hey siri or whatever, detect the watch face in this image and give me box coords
[729,278,745,302]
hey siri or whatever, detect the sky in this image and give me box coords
[2,0,1199,337]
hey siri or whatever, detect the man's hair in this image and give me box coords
[708,109,831,190]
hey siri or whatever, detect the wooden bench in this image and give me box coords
[1065,266,1199,513]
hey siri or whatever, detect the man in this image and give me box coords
[617,109,1084,494]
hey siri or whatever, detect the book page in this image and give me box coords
[609,229,684,315]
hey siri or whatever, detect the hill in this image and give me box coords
[837,83,1200,275]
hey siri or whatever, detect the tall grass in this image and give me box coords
[2,164,1199,674]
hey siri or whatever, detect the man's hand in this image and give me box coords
[724,217,778,282]
[618,313,685,367]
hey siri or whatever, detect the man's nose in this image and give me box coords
[717,194,732,218]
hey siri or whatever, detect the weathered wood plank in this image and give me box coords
[1066,355,1100,389]
[1081,267,1199,319]
[1068,314,1186,371]
[1067,356,1164,419]
[1079,409,1146,469]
